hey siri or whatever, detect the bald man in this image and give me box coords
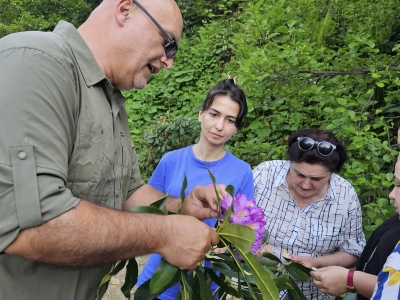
[0,0,219,299]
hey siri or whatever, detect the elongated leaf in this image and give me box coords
[219,185,235,229]
[96,260,127,300]
[257,256,278,271]
[180,270,191,300]
[262,252,282,264]
[236,249,280,300]
[130,206,166,215]
[134,272,180,300]
[179,174,188,213]
[289,262,312,275]
[219,240,257,300]
[121,258,138,298]
[273,273,292,291]
[149,259,179,294]
[150,194,168,210]
[287,277,308,300]
[285,264,310,282]
[204,267,240,297]
[219,224,255,254]
[225,185,235,201]
[213,265,247,283]
[195,267,214,300]
[206,168,221,212]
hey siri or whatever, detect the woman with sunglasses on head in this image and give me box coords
[136,78,254,300]
[253,128,366,300]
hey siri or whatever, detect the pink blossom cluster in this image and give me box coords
[220,193,267,254]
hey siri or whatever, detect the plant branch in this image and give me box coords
[304,65,400,77]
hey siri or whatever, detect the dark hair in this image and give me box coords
[286,128,348,173]
[201,78,248,129]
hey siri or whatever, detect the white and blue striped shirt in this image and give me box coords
[253,160,366,300]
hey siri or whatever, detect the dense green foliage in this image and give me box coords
[0,0,101,37]
[2,0,399,239]
[126,0,400,238]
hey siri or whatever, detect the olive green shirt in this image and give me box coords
[0,21,145,299]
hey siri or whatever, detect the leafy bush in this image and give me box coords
[0,0,100,38]
[126,0,400,238]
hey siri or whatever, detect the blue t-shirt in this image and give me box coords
[136,145,254,299]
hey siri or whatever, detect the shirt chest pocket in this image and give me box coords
[67,119,115,202]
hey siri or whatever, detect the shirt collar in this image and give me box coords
[273,160,337,202]
[53,21,105,87]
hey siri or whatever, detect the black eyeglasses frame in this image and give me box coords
[131,0,178,59]
[297,136,337,156]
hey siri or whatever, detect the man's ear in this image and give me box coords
[116,0,133,26]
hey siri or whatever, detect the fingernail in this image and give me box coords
[312,267,317,271]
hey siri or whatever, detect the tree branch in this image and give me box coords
[305,65,400,77]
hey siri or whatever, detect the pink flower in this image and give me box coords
[220,193,267,256]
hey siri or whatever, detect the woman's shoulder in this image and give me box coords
[253,160,288,171]
[224,151,252,169]
[161,145,193,160]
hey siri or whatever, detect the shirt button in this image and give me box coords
[18,152,28,160]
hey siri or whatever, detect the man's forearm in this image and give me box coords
[5,200,168,266]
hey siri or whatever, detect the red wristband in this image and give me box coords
[346,269,356,293]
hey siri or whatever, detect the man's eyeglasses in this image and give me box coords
[297,137,337,156]
[132,0,178,59]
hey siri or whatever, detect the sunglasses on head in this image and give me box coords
[132,0,178,59]
[297,137,337,156]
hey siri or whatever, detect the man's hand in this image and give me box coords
[310,266,348,296]
[180,185,226,220]
[159,215,219,270]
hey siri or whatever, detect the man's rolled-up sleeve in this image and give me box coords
[0,42,81,252]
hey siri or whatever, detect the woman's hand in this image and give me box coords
[310,266,348,296]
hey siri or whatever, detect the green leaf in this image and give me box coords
[376,82,385,88]
[134,272,180,300]
[149,259,179,294]
[262,252,282,264]
[287,277,308,300]
[179,174,188,213]
[377,198,388,207]
[130,206,166,215]
[96,261,127,300]
[289,66,299,74]
[219,224,255,254]
[273,273,292,291]
[121,258,138,298]
[150,195,168,210]
[236,249,280,300]
[383,154,392,162]
[204,267,240,298]
[194,267,214,300]
[179,270,192,299]
[257,256,279,270]
[285,263,311,282]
